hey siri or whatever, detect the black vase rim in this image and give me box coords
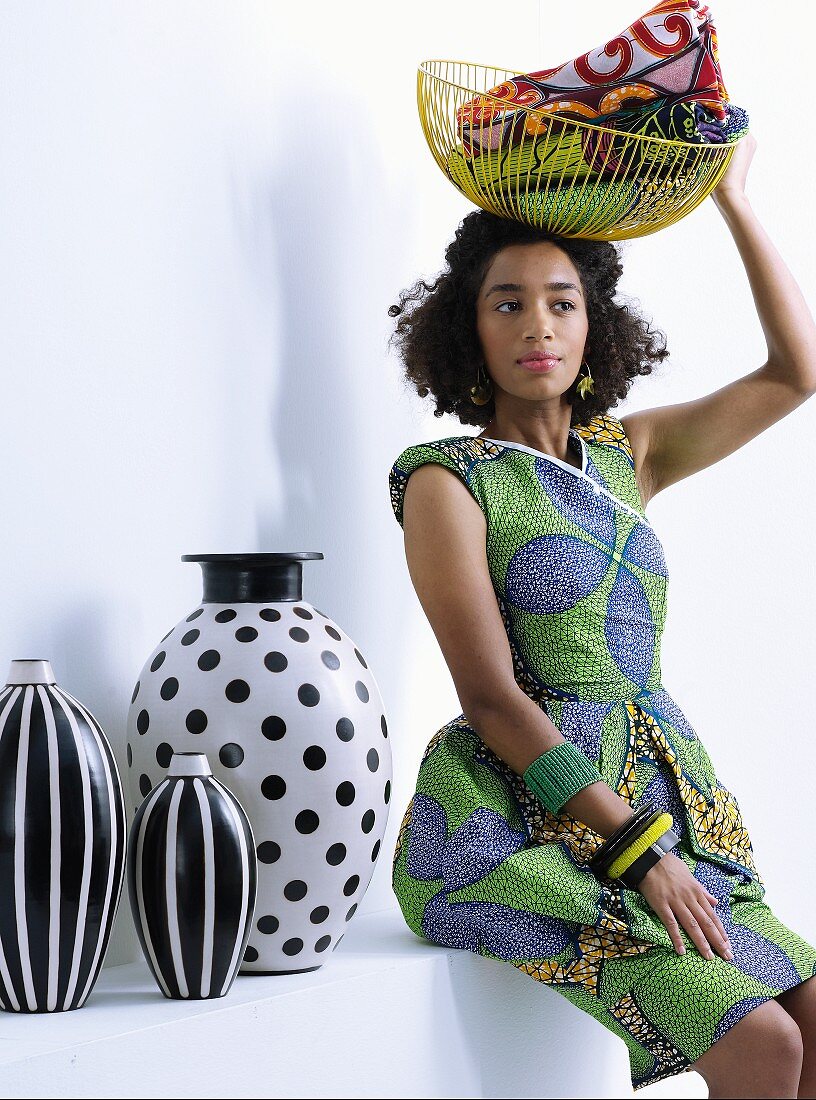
[181,553,324,564]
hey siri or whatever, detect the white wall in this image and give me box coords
[1,3,813,1096]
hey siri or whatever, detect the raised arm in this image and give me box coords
[620,134,816,502]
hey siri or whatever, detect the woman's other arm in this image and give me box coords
[402,461,634,839]
[621,134,816,501]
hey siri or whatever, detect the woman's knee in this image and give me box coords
[767,1008,806,1070]
[693,999,803,1095]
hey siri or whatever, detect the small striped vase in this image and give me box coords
[127,751,257,999]
[0,659,127,1013]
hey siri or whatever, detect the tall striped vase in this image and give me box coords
[0,659,126,1013]
[127,751,257,999]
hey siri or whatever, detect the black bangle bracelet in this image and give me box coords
[588,800,656,873]
[618,843,664,888]
[618,827,681,889]
[589,806,664,876]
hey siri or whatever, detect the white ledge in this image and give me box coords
[0,906,650,1098]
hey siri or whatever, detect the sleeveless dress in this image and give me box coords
[388,413,816,1092]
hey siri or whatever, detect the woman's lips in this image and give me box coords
[518,358,559,373]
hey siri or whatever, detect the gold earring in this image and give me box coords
[576,359,595,399]
[469,361,493,405]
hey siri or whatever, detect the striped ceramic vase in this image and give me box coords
[0,659,126,1013]
[127,751,256,999]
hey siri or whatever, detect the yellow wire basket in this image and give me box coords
[418,60,742,241]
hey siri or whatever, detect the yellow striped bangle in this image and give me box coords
[608,813,674,879]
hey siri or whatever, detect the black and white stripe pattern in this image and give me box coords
[127,752,256,999]
[0,663,126,1013]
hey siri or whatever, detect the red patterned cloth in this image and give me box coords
[458,0,746,157]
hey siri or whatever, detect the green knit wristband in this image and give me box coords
[523,741,604,814]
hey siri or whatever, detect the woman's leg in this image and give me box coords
[776,976,816,1099]
[690,998,803,1099]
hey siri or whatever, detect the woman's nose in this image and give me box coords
[524,305,555,340]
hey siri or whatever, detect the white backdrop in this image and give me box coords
[1,3,814,1096]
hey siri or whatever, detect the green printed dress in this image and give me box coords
[388,413,816,1092]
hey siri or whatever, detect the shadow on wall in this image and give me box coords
[247,73,370,565]
[227,67,438,917]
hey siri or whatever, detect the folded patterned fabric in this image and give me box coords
[456,0,748,159]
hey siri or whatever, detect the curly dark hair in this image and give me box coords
[387,209,669,428]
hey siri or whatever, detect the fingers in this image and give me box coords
[690,897,733,960]
[702,899,730,947]
[677,904,715,959]
[677,902,733,961]
[656,905,686,956]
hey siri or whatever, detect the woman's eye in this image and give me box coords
[496,300,575,312]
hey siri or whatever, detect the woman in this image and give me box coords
[386,133,816,1097]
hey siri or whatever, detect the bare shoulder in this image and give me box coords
[402,461,486,526]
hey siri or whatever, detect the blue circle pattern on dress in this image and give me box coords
[405,793,573,959]
[583,452,611,488]
[535,461,618,544]
[606,565,655,686]
[423,891,574,958]
[558,700,617,760]
[624,522,668,576]
[507,534,609,614]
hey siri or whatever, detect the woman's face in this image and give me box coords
[475,241,590,409]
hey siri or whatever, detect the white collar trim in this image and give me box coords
[478,433,653,530]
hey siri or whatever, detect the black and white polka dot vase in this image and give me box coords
[0,659,126,1012]
[127,751,257,999]
[126,553,392,974]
